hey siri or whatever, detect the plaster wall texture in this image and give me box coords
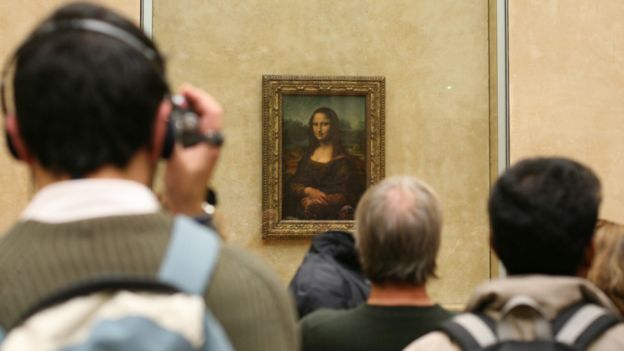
[0,0,140,233]
[509,0,624,223]
[154,0,491,306]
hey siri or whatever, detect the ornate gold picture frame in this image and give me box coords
[262,75,385,239]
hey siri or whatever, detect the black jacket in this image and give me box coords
[289,231,370,319]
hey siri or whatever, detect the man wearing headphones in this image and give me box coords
[0,3,298,350]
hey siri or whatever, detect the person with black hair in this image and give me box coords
[405,157,624,351]
[0,3,297,350]
[288,107,364,220]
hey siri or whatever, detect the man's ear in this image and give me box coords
[150,100,171,161]
[489,230,507,276]
[577,240,595,278]
[5,113,32,162]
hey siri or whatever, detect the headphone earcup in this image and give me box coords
[5,130,20,160]
[161,117,174,159]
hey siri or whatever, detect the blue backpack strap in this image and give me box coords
[0,326,5,343]
[158,215,221,295]
[159,216,233,351]
[203,311,233,351]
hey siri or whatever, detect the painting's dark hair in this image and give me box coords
[307,107,346,157]
[13,2,168,178]
[489,157,601,276]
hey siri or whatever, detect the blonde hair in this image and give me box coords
[587,219,624,314]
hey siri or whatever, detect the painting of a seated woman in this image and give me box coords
[284,106,365,220]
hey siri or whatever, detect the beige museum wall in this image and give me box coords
[509,0,624,223]
[154,0,492,306]
[0,1,140,233]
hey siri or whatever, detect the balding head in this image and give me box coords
[355,176,442,286]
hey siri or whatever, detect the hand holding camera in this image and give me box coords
[164,85,224,216]
[170,95,224,148]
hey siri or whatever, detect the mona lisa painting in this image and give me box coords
[262,76,385,239]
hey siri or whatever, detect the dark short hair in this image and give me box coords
[355,176,442,286]
[489,157,601,276]
[13,2,168,177]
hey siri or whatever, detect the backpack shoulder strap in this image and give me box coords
[555,303,621,350]
[158,215,221,295]
[0,326,5,343]
[159,216,233,351]
[438,313,498,351]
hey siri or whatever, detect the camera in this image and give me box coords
[170,95,203,147]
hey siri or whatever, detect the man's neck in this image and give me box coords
[367,283,433,307]
[31,151,154,191]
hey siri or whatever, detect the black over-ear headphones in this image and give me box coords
[0,18,220,161]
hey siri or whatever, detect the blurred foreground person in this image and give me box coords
[300,176,453,351]
[0,3,297,350]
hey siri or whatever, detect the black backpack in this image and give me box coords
[438,295,621,351]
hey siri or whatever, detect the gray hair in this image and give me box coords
[355,176,442,286]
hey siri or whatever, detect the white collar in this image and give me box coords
[20,179,161,223]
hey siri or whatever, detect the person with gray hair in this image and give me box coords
[300,176,454,351]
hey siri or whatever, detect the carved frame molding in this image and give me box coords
[262,75,385,239]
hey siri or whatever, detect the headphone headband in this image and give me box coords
[1,17,172,161]
[35,19,157,62]
[1,18,165,118]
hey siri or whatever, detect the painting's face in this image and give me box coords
[312,112,331,142]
